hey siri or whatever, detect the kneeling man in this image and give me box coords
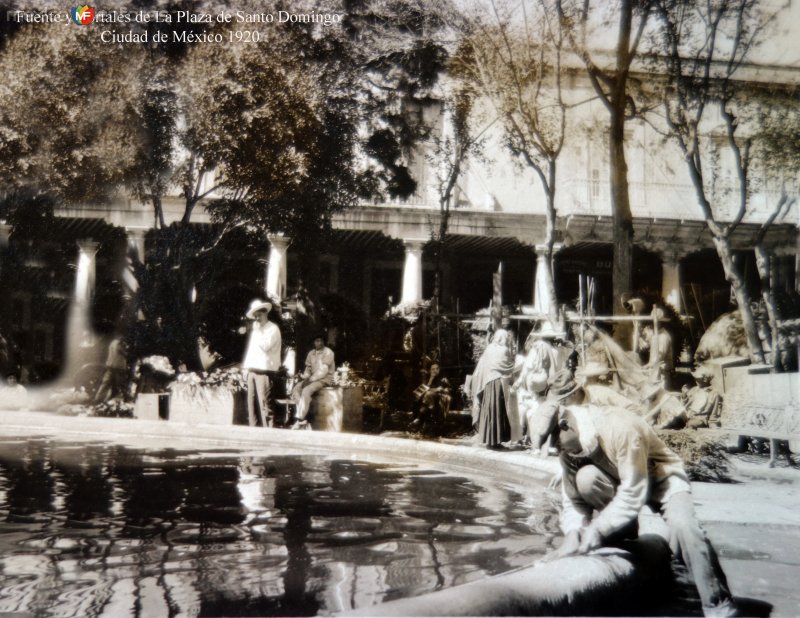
[290,333,334,430]
[533,370,736,617]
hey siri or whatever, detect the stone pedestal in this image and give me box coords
[661,255,682,313]
[134,393,169,421]
[310,386,363,432]
[169,386,237,425]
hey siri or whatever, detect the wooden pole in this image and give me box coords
[492,263,503,330]
[579,274,586,361]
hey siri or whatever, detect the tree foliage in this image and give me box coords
[649,0,796,363]
[458,0,568,317]
[556,0,655,321]
[0,25,144,205]
[0,0,455,368]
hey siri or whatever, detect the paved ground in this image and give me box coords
[692,456,800,617]
[0,409,798,616]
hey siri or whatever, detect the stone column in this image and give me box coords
[266,234,290,301]
[532,244,561,318]
[661,251,683,313]
[75,240,100,309]
[400,239,425,305]
[64,240,100,375]
[123,227,147,295]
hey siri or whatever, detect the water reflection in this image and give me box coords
[0,438,558,617]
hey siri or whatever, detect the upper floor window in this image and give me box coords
[591,169,601,198]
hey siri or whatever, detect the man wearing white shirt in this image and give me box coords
[533,370,736,617]
[242,298,282,427]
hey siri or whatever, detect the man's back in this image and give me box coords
[569,404,687,483]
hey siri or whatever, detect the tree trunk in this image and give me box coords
[713,236,765,364]
[433,198,451,310]
[610,0,635,343]
[542,172,559,321]
[754,244,780,370]
[609,104,634,344]
[153,194,166,229]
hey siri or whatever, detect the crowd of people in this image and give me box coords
[467,315,728,454]
[463,314,740,617]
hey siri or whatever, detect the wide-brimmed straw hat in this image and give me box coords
[246,299,273,319]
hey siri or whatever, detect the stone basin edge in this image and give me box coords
[0,410,671,616]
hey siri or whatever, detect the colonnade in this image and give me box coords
[259,233,559,314]
[52,228,793,327]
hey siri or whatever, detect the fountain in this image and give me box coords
[0,413,683,617]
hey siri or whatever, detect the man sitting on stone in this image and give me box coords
[531,370,737,617]
[290,333,334,430]
[641,382,689,429]
[682,366,722,429]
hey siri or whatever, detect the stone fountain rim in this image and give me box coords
[0,410,671,617]
[0,409,561,485]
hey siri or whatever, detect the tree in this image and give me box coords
[421,40,489,309]
[556,0,654,320]
[0,0,455,368]
[0,25,146,205]
[341,0,452,200]
[749,90,800,368]
[459,0,568,319]
[651,0,792,363]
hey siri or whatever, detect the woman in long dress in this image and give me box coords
[470,329,515,448]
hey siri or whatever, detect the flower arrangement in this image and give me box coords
[333,362,353,387]
[141,355,175,377]
[387,299,432,323]
[332,363,369,389]
[168,367,245,423]
[170,366,247,397]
